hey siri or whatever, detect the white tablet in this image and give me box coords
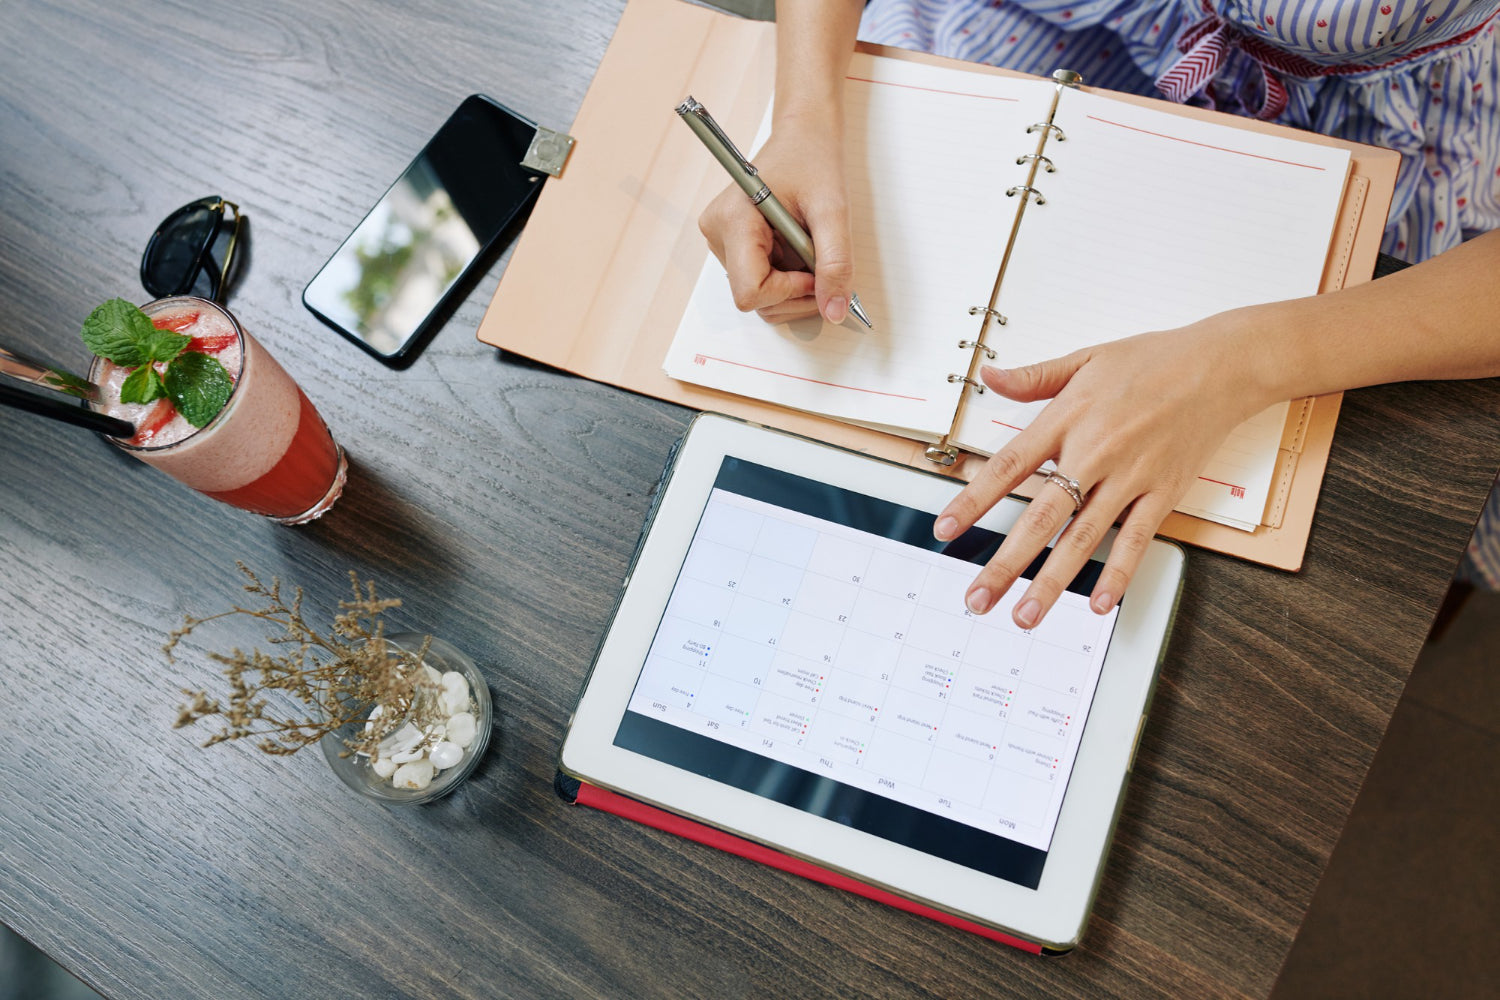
[559,414,1184,952]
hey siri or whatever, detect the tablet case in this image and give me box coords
[555,772,1054,954]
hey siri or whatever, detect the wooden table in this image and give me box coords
[2,2,1496,997]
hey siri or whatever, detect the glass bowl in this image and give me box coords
[320,633,492,805]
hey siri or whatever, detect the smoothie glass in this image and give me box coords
[89,296,347,523]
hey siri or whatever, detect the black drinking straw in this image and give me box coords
[0,381,136,438]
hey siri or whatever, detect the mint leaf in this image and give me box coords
[81,298,157,367]
[119,363,165,404]
[165,351,233,428]
[147,329,191,364]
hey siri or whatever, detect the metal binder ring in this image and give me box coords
[967,305,1007,325]
[925,443,960,467]
[947,374,986,394]
[958,339,997,360]
[1026,122,1066,141]
[1006,185,1046,205]
[1037,469,1086,514]
[1016,153,1056,172]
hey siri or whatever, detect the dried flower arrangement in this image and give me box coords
[166,564,444,759]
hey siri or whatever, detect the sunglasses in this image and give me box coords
[140,196,244,302]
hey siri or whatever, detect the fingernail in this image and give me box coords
[934,515,959,541]
[1091,591,1116,614]
[1016,598,1042,629]
[966,587,992,615]
[825,296,848,323]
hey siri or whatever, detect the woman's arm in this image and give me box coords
[696,0,864,323]
[938,229,1500,630]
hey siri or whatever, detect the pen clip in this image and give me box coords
[675,96,757,177]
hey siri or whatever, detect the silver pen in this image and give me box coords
[676,96,873,330]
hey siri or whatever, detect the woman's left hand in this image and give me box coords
[933,310,1277,628]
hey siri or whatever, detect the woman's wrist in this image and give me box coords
[771,0,861,131]
[1146,304,1296,426]
[767,107,846,160]
[1208,298,1337,412]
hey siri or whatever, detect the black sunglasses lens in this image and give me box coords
[143,200,221,296]
[184,259,220,300]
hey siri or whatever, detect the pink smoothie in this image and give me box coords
[91,297,345,523]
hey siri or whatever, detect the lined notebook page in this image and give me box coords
[665,55,1051,439]
[955,89,1350,530]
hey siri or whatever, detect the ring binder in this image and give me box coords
[946,374,985,393]
[924,69,1082,467]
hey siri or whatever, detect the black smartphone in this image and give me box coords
[303,94,546,368]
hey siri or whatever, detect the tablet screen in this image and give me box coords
[614,457,1119,890]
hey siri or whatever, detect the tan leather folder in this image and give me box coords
[476,0,1400,572]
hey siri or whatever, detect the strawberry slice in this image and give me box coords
[152,310,200,332]
[131,399,176,446]
[187,331,237,353]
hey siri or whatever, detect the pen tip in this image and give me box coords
[848,294,873,330]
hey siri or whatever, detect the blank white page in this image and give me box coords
[665,54,1052,439]
[955,88,1350,529]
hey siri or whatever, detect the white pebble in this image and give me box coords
[440,688,470,716]
[440,673,468,711]
[423,664,442,684]
[380,722,422,757]
[371,757,397,778]
[390,745,426,764]
[392,759,435,790]
[429,741,463,769]
[446,711,477,748]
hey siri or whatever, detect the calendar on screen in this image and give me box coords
[615,457,1118,889]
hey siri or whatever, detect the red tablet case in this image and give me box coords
[556,773,1052,954]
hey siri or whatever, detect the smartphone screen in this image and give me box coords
[303,94,545,367]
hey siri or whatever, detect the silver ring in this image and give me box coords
[1039,469,1085,514]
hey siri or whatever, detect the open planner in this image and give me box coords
[475,0,1400,570]
[665,58,1350,532]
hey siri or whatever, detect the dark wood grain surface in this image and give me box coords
[3,2,1497,998]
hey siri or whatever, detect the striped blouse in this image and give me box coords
[860,0,1500,585]
[859,0,1500,262]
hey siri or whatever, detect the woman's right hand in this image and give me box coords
[696,114,856,325]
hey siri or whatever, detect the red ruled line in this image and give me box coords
[1085,115,1327,170]
[1196,475,1248,494]
[696,355,928,402]
[846,75,1022,102]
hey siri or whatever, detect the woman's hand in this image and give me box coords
[934,310,1279,629]
[696,116,856,325]
[935,228,1500,629]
